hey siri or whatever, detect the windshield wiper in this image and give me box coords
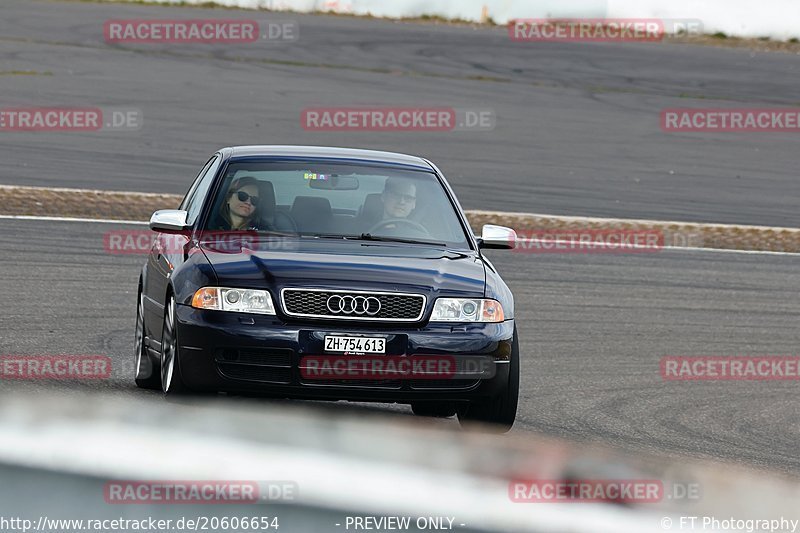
[302,232,448,247]
[301,233,349,239]
[355,233,447,247]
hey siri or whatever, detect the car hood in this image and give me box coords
[201,239,486,297]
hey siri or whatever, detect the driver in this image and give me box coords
[381,178,417,220]
[209,176,267,231]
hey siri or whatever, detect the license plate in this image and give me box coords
[324,336,386,354]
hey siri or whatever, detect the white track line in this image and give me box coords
[0,214,148,225]
[0,184,180,199]
[1,214,799,256]
[521,238,800,257]
[468,209,800,232]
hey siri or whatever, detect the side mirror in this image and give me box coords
[149,210,189,233]
[477,224,516,250]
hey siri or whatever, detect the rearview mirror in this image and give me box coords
[477,224,516,250]
[307,174,360,190]
[149,209,189,233]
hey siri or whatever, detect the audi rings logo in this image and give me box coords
[326,295,381,316]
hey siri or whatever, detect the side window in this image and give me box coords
[184,155,221,225]
[180,157,215,211]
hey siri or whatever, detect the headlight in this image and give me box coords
[191,287,276,315]
[430,298,505,323]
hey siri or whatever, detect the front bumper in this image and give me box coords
[174,304,514,402]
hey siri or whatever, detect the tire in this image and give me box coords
[160,294,190,395]
[411,402,458,418]
[457,326,519,432]
[134,290,160,390]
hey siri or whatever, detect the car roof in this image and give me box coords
[226,145,432,169]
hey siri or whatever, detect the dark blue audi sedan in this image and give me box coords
[135,146,519,430]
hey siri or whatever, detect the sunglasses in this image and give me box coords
[234,190,259,205]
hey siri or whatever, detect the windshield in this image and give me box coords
[203,161,471,248]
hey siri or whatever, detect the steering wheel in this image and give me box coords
[272,211,299,234]
[367,218,430,235]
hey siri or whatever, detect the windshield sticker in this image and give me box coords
[303,172,329,181]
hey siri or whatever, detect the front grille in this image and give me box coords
[281,289,425,321]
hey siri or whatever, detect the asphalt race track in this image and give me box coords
[1,0,799,480]
[2,0,800,226]
[0,218,797,475]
